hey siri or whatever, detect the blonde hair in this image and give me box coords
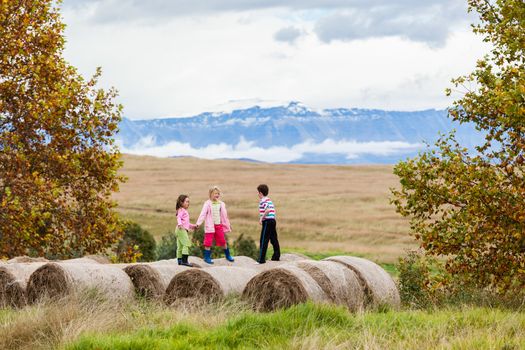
[209,185,221,199]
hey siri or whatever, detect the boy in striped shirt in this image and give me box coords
[257,184,281,263]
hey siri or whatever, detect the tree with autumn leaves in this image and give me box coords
[0,0,125,258]
[392,0,525,293]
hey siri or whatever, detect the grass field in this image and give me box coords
[2,155,524,350]
[114,154,415,264]
[1,296,524,350]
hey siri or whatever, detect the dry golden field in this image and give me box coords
[114,154,416,263]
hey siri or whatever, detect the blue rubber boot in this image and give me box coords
[203,249,214,264]
[224,248,235,262]
[177,258,182,265]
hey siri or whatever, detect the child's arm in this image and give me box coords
[259,202,269,223]
[176,211,184,228]
[221,202,232,231]
[259,209,270,224]
[196,202,208,227]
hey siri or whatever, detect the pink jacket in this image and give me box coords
[196,200,231,234]
[177,208,196,231]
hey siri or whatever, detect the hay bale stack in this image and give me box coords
[212,256,257,267]
[0,263,46,308]
[324,256,400,308]
[26,262,134,303]
[279,253,311,262]
[242,264,329,311]
[7,256,48,263]
[123,263,190,300]
[295,260,365,312]
[165,266,258,305]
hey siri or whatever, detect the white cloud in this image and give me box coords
[314,4,468,47]
[60,1,488,119]
[119,137,422,162]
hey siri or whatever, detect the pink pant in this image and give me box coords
[203,224,226,247]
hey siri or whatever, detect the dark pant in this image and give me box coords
[258,219,280,263]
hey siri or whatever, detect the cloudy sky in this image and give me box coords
[61,0,487,120]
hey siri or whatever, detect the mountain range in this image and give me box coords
[116,102,484,164]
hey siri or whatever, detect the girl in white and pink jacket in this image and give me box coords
[196,186,234,264]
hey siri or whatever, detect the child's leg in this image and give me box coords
[214,224,226,248]
[175,227,184,259]
[203,232,214,264]
[258,220,271,263]
[178,229,192,256]
[268,220,281,261]
[203,232,214,250]
[214,224,234,261]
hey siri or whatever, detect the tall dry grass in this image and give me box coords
[0,292,248,350]
[114,155,414,263]
[1,294,524,349]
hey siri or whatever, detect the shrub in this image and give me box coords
[116,221,156,262]
[233,234,258,259]
[397,250,434,309]
[156,230,177,260]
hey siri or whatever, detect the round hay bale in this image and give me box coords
[242,264,329,311]
[279,253,311,262]
[253,260,287,271]
[152,257,202,268]
[83,255,111,264]
[123,263,190,300]
[0,263,46,308]
[165,266,258,305]
[188,256,204,268]
[59,257,103,264]
[212,256,257,267]
[324,256,400,309]
[295,260,365,312]
[152,259,177,264]
[7,256,48,263]
[112,263,133,269]
[26,262,134,303]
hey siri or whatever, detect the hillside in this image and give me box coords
[114,154,415,263]
[116,102,484,164]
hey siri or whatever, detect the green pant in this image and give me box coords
[176,227,192,259]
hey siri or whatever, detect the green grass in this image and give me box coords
[66,303,525,350]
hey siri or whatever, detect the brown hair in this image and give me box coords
[176,194,189,212]
[257,184,269,196]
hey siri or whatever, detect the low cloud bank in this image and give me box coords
[119,137,422,163]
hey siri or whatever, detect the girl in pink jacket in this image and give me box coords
[196,186,234,264]
[175,194,197,267]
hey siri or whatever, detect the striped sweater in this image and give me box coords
[259,197,276,221]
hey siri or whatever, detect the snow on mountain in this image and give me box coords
[116,102,484,164]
